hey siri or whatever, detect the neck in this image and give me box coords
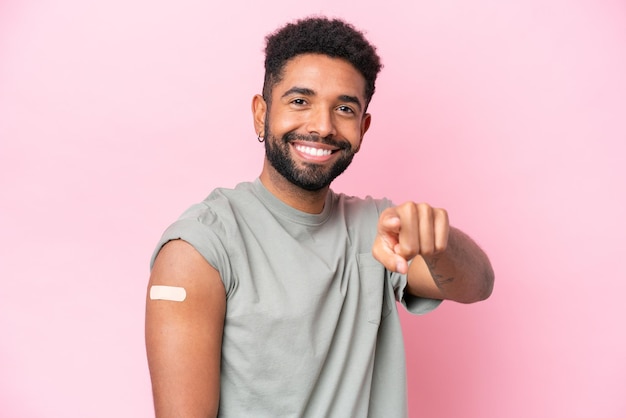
[259,160,329,214]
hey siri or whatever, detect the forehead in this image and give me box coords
[274,53,366,100]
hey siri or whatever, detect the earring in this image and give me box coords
[257,131,264,143]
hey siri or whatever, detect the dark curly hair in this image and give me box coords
[262,17,382,109]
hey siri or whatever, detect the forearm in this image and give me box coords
[421,227,494,303]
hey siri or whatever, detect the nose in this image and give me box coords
[306,107,337,138]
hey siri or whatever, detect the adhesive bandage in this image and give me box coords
[150,285,187,302]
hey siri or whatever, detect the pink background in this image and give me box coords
[1,0,625,417]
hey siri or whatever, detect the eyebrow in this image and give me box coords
[282,86,315,98]
[282,86,363,112]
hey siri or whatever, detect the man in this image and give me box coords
[145,17,494,418]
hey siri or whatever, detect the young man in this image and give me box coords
[146,17,494,418]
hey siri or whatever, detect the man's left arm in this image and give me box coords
[372,202,494,303]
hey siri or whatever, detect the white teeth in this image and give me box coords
[295,144,332,157]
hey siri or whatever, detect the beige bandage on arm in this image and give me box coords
[149,285,187,302]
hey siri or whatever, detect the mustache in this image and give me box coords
[283,132,352,152]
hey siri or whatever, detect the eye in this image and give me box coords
[290,98,307,106]
[337,105,355,114]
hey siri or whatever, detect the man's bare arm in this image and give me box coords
[145,239,226,417]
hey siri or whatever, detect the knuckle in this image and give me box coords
[417,202,432,215]
[419,243,435,256]
[399,201,418,217]
[398,243,418,259]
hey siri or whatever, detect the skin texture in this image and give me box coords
[146,52,494,417]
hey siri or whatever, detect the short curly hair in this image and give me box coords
[262,17,382,109]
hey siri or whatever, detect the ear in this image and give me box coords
[252,94,267,137]
[356,113,371,152]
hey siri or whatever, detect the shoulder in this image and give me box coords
[177,182,258,223]
[150,182,258,268]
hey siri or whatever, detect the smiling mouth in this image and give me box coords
[293,143,335,157]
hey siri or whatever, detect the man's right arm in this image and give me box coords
[145,239,226,418]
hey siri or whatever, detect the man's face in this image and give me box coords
[263,54,370,191]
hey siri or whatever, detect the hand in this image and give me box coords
[372,202,450,274]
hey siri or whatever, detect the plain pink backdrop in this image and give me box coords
[1,0,625,417]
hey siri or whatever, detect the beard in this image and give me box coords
[264,129,357,192]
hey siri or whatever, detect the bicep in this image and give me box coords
[145,239,226,418]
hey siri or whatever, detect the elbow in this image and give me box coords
[457,264,495,304]
[472,263,495,303]
[478,267,495,301]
